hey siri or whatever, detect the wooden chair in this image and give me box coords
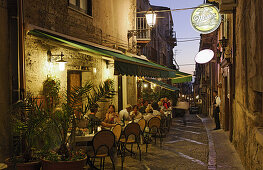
[119,122,141,169]
[87,130,115,170]
[138,118,147,134]
[112,124,122,155]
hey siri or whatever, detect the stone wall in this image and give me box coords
[24,34,117,119]
[24,0,136,50]
[232,0,263,169]
[0,0,11,161]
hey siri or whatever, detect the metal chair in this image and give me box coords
[119,122,142,169]
[145,117,161,152]
[87,130,115,170]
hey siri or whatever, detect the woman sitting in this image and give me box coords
[103,105,121,128]
[130,105,143,122]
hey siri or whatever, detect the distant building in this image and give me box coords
[136,0,177,68]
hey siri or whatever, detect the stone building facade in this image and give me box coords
[196,0,263,169]
[136,0,176,68]
[22,0,139,117]
[0,0,140,161]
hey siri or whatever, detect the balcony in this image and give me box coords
[136,17,151,44]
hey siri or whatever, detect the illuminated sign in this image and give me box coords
[195,49,214,64]
[191,4,221,34]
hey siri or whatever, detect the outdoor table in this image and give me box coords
[75,134,95,142]
[0,163,7,170]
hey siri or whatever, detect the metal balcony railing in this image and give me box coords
[136,17,151,41]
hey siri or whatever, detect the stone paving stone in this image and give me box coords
[89,114,209,170]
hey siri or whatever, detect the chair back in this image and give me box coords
[92,130,115,156]
[137,118,146,133]
[156,115,161,120]
[123,122,141,141]
[112,124,122,142]
[148,117,161,133]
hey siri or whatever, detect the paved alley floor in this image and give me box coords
[88,113,244,170]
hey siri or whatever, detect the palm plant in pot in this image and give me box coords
[6,94,48,170]
[40,78,116,170]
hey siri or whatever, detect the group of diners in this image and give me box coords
[77,97,172,130]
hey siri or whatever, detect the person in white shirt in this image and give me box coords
[130,105,143,122]
[213,91,221,130]
[119,104,132,122]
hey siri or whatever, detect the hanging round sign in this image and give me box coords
[195,49,214,64]
[191,4,221,34]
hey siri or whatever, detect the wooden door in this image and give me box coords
[67,71,82,117]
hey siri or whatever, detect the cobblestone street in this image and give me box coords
[91,113,245,170]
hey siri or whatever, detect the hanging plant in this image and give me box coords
[42,77,60,110]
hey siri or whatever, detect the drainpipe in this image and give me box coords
[229,8,236,142]
[18,0,25,99]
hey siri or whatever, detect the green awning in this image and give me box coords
[171,71,192,84]
[29,30,177,78]
[144,78,179,91]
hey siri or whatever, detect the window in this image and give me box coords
[69,0,92,16]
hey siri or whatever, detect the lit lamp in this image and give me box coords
[143,83,148,88]
[145,8,157,28]
[195,49,214,64]
[47,50,67,71]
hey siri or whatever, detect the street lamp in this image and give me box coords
[145,8,157,28]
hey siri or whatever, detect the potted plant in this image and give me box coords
[40,78,116,170]
[6,95,48,170]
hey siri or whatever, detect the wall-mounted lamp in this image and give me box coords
[47,50,67,71]
[93,67,97,74]
[218,37,232,65]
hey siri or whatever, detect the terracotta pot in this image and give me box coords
[5,158,41,170]
[41,158,87,170]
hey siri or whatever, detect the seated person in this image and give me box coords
[88,104,115,128]
[130,105,143,122]
[119,104,132,122]
[152,102,162,116]
[103,105,121,127]
[144,107,154,122]
[163,97,171,110]
[158,101,165,112]
[88,104,101,123]
[139,100,148,114]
